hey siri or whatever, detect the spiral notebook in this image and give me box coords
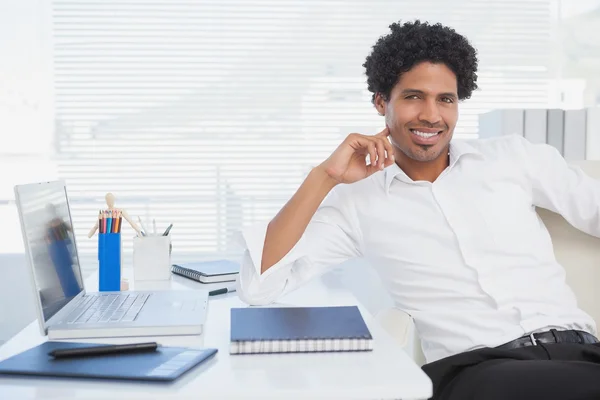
[171,260,239,283]
[229,305,373,355]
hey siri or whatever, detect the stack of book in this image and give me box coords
[478,107,600,161]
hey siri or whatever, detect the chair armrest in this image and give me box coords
[374,307,427,366]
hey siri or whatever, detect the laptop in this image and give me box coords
[14,180,209,340]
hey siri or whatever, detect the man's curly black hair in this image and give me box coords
[363,20,478,104]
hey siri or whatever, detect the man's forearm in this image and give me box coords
[260,166,338,274]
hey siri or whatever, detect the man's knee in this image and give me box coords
[460,360,600,400]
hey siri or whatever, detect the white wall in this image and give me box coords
[0,0,57,256]
[0,254,36,343]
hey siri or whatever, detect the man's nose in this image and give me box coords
[418,99,442,126]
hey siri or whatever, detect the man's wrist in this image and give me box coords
[310,165,339,191]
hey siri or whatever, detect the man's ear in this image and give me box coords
[374,93,386,116]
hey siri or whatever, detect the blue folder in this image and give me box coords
[0,341,217,382]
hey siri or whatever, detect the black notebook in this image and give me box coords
[229,305,373,354]
[171,260,239,283]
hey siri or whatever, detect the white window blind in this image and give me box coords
[51,0,556,271]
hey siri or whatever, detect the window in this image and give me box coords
[6,0,595,275]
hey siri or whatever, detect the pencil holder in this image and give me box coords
[98,233,121,291]
[133,235,171,281]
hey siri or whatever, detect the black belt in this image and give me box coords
[497,329,599,350]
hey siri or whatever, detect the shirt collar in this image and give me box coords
[384,139,483,193]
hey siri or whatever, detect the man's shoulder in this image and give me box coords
[463,134,525,150]
[459,134,528,160]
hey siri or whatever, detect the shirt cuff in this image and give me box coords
[236,221,307,281]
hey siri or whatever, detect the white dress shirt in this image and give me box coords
[236,135,600,363]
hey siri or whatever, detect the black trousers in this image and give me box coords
[422,342,600,400]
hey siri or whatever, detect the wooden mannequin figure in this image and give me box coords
[88,192,143,238]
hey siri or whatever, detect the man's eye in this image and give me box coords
[441,97,454,103]
[405,95,419,100]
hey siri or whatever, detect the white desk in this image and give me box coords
[0,270,432,400]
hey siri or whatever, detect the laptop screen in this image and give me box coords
[15,181,84,323]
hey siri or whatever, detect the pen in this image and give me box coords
[162,223,173,236]
[49,342,159,359]
[208,287,237,297]
[137,216,148,237]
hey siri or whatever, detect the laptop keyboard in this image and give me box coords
[66,293,151,324]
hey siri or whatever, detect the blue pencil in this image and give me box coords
[106,213,113,234]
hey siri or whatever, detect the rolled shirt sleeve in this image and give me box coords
[236,185,363,305]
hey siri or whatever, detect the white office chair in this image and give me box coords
[376,161,600,367]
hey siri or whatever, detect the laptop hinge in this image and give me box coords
[46,290,88,327]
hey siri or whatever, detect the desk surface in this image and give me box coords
[0,270,432,400]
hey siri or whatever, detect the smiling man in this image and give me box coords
[373,60,461,182]
[236,20,600,400]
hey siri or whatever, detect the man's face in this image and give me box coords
[376,62,459,163]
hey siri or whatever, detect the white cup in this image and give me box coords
[132,235,172,281]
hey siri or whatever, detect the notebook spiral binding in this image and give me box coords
[230,337,373,355]
[171,265,202,282]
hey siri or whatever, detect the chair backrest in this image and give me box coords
[536,160,600,326]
